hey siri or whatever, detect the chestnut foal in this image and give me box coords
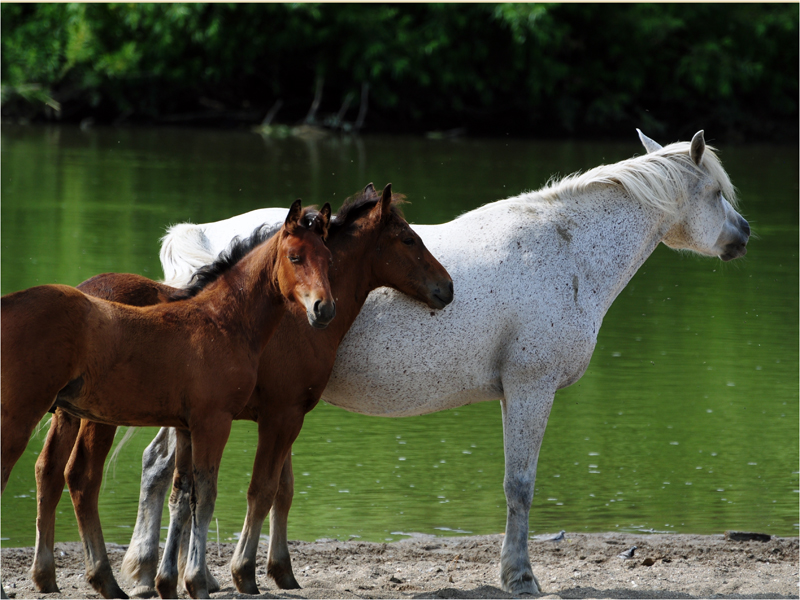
[30,184,453,598]
[2,201,334,599]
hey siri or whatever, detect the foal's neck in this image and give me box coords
[205,234,287,352]
[324,229,382,341]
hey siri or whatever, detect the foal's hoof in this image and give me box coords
[128,586,158,599]
[205,568,220,594]
[31,577,60,594]
[232,577,260,595]
[154,578,178,600]
[231,562,260,595]
[184,582,211,599]
[87,569,129,599]
[268,563,301,590]
[30,565,59,594]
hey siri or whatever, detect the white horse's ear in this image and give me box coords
[690,130,705,166]
[636,128,662,153]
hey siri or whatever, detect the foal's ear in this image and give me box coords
[285,199,303,232]
[690,130,705,166]
[316,203,332,239]
[363,182,377,197]
[377,183,393,221]
[636,128,662,154]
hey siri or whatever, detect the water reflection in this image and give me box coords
[1,125,797,547]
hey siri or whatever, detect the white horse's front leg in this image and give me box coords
[499,379,556,595]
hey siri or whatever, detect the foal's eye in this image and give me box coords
[402,238,415,246]
[289,255,301,264]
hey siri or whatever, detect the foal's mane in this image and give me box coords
[180,188,404,298]
[181,208,320,298]
[328,187,407,235]
[469,141,737,218]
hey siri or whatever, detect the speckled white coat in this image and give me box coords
[130,131,749,595]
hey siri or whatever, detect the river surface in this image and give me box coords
[1,125,797,547]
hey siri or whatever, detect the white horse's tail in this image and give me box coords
[103,426,140,488]
[159,223,216,288]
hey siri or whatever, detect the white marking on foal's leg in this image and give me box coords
[155,430,192,599]
[267,456,301,589]
[499,379,556,595]
[184,469,220,599]
[122,427,175,597]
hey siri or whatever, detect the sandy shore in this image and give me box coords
[1,532,797,599]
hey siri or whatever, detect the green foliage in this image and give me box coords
[1,3,796,140]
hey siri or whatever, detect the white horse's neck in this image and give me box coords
[575,189,669,318]
[508,184,673,322]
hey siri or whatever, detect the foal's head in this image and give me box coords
[333,183,453,309]
[277,200,336,328]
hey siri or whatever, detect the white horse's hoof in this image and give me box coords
[502,571,541,596]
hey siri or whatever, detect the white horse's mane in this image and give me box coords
[466,141,737,218]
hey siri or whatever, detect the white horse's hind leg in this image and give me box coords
[121,427,175,598]
[499,379,556,595]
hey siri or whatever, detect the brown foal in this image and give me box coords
[2,201,335,599]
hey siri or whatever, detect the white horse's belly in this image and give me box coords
[321,220,595,416]
[323,288,506,416]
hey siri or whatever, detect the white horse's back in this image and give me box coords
[160,207,288,286]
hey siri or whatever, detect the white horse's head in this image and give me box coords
[638,129,750,261]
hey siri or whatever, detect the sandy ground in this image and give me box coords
[1,532,797,599]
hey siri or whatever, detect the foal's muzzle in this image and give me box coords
[428,280,454,309]
[308,299,336,329]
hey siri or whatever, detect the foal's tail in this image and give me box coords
[159,223,216,288]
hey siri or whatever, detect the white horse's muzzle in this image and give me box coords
[717,213,750,261]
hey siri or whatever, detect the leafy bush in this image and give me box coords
[2,3,796,140]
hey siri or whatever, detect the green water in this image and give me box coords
[1,125,797,548]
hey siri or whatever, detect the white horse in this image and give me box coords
[121,130,748,596]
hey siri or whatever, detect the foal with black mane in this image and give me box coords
[1,200,334,599]
[29,184,454,599]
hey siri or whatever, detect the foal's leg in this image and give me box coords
[498,378,557,595]
[66,420,128,599]
[1,389,54,493]
[154,430,193,600]
[267,454,301,589]
[183,415,233,599]
[231,417,303,594]
[31,410,81,593]
[120,427,176,598]
[176,508,220,594]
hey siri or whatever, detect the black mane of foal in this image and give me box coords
[182,222,283,298]
[181,187,406,299]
